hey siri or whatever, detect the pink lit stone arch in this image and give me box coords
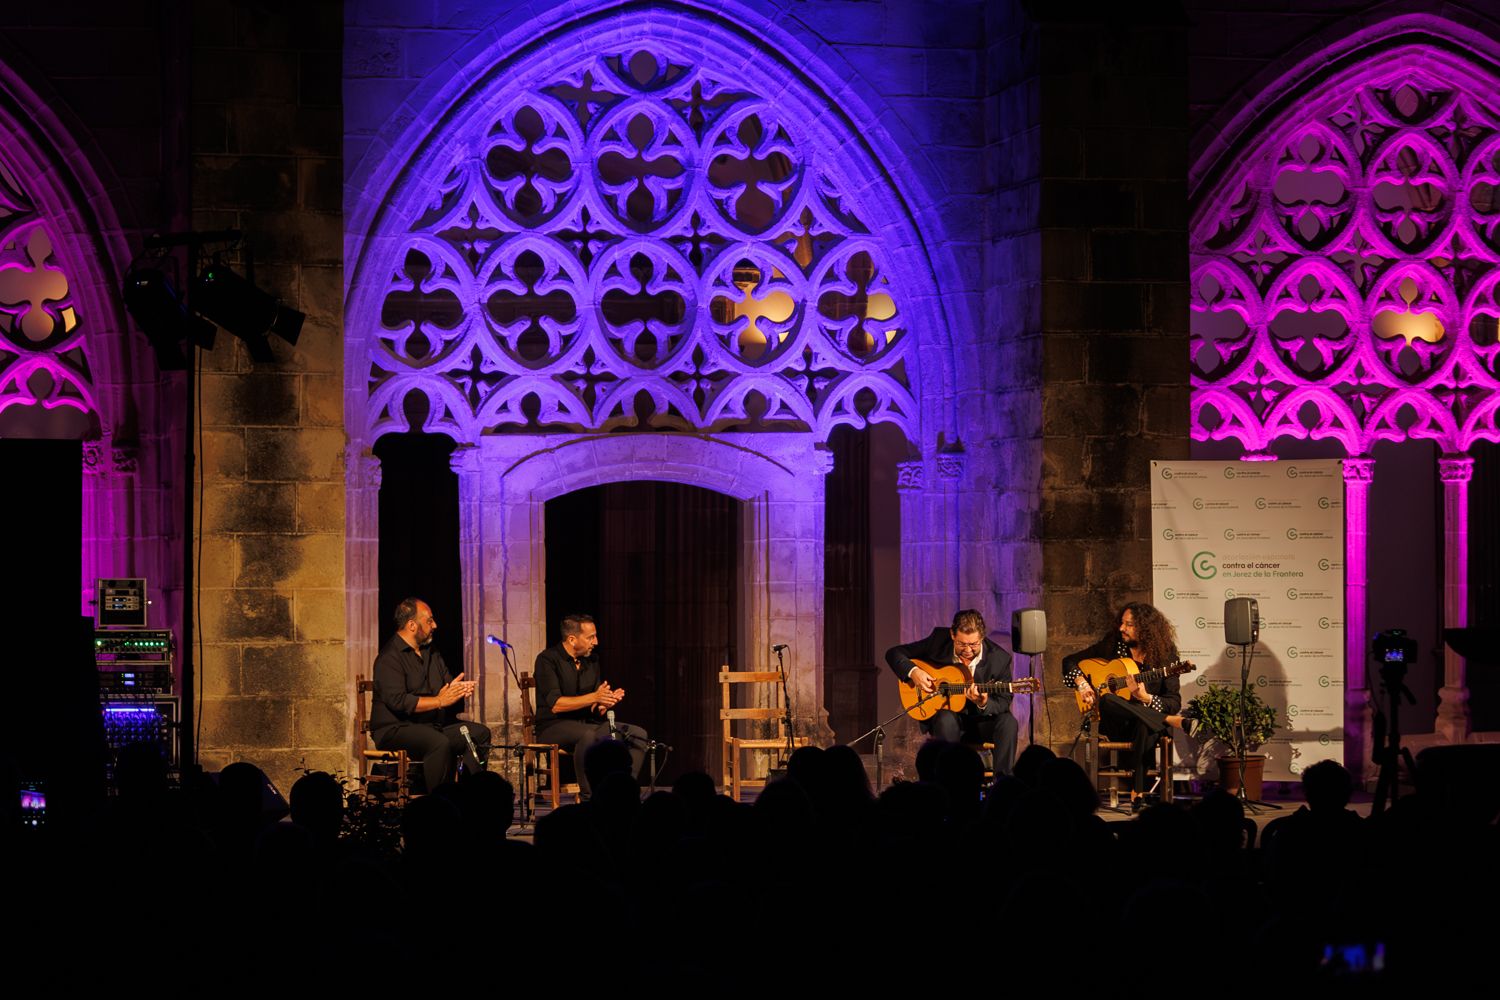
[1190,22,1500,763]
[0,56,161,613]
[1191,42,1500,456]
[345,2,969,748]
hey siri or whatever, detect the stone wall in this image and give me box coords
[1035,8,1192,743]
[192,0,347,790]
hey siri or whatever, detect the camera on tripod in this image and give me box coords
[1372,629,1417,678]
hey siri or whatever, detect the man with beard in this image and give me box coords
[370,597,490,791]
[1062,603,1186,807]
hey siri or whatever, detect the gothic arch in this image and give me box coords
[0,51,163,610]
[344,1,974,746]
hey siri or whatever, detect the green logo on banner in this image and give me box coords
[1287,704,1300,718]
[1318,675,1331,688]
[1163,528,1176,540]
[1319,734,1331,746]
[1225,588,1237,599]
[1319,617,1332,630]
[1160,467,1174,479]
[1318,496,1331,509]
[1287,588,1299,600]
[1224,528,1237,540]
[1195,617,1207,629]
[1319,558,1331,571]
[1256,675,1268,687]
[1163,588,1176,600]
[1223,467,1237,479]
[1192,497,1204,510]
[1287,528,1299,540]
[1287,466,1300,478]
[1192,551,1217,579]
[1195,675,1208,687]
[1255,497,1267,510]
[1288,646,1299,658]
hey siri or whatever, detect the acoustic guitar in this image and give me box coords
[1073,657,1197,716]
[898,658,1041,722]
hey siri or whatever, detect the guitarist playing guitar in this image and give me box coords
[1062,603,1192,809]
[886,609,1027,778]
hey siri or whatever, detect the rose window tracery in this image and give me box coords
[0,160,96,420]
[368,49,915,441]
[1192,62,1500,454]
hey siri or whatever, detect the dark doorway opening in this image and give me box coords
[374,433,463,674]
[545,482,739,783]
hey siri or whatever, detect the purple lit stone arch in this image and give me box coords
[1189,17,1500,762]
[0,55,156,612]
[345,1,970,747]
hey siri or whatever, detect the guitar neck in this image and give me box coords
[1101,662,1185,692]
[975,680,1020,695]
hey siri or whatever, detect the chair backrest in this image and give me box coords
[354,674,376,755]
[518,671,538,744]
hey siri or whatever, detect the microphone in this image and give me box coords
[771,643,789,653]
[459,724,482,769]
[606,709,618,739]
[486,635,512,649]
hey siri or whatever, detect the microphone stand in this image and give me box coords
[775,644,795,769]
[1233,641,1271,813]
[846,688,949,790]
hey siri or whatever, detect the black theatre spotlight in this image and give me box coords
[191,261,305,363]
[122,266,216,371]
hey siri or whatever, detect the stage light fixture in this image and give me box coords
[122,266,216,371]
[191,262,304,363]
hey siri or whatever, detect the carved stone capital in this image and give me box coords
[347,450,382,490]
[449,445,483,476]
[896,460,925,492]
[1342,457,1375,483]
[1439,455,1474,484]
[936,454,964,481]
[812,448,835,475]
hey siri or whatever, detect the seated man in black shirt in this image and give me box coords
[370,597,491,792]
[1061,602,1184,807]
[534,613,647,798]
[885,608,1019,778]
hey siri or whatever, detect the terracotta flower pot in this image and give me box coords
[1217,753,1267,799]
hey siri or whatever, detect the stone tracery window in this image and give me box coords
[1192,61,1500,454]
[0,158,97,428]
[369,49,915,442]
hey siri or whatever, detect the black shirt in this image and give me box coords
[1061,632,1182,716]
[370,632,454,743]
[534,643,601,727]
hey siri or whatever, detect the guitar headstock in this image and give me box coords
[1011,677,1041,694]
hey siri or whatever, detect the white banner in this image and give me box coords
[1151,460,1345,781]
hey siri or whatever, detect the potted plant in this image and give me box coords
[1186,683,1278,799]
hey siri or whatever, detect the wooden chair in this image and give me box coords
[1087,725,1174,806]
[720,667,812,801]
[517,670,575,809]
[355,673,410,805]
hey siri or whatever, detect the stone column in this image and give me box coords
[449,445,485,721]
[1342,457,1373,780]
[1436,455,1473,743]
[345,448,382,759]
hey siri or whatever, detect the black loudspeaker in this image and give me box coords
[1012,608,1046,655]
[1224,597,1259,645]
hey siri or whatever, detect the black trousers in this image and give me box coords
[378,721,492,792]
[924,708,1018,777]
[1097,696,1166,794]
[536,719,648,796]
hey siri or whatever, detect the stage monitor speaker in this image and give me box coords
[1012,608,1046,655]
[1224,597,1259,646]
